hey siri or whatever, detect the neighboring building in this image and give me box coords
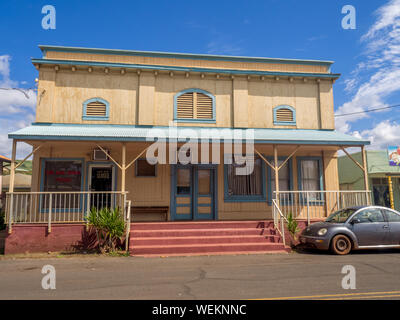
[2,174,32,193]
[4,45,369,255]
[339,150,400,210]
[0,155,11,211]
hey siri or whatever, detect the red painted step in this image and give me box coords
[131,220,274,230]
[129,220,287,257]
[131,227,277,238]
[132,234,281,246]
[131,242,285,255]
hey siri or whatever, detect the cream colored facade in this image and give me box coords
[36,50,335,129]
[9,45,368,221]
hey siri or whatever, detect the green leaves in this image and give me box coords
[86,207,125,253]
[287,211,300,240]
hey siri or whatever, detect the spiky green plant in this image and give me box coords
[86,207,125,253]
[287,212,300,240]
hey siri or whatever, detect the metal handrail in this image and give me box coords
[273,190,372,223]
[125,200,131,252]
[6,191,126,195]
[272,199,286,246]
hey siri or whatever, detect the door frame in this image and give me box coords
[86,162,117,192]
[170,164,218,221]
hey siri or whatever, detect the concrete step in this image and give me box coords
[131,234,282,246]
[133,250,290,257]
[131,227,277,238]
[130,242,286,255]
[130,220,274,230]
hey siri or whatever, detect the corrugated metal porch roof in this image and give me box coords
[8,123,369,146]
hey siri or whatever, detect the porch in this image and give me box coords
[3,189,371,255]
[3,123,371,254]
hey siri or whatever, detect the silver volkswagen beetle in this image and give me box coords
[299,205,400,255]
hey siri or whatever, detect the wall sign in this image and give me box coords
[388,146,400,166]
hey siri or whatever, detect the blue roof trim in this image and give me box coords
[39,45,334,67]
[8,124,370,146]
[32,58,340,79]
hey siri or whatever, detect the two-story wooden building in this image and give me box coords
[4,45,370,255]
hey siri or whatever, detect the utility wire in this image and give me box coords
[0,87,36,99]
[334,104,400,117]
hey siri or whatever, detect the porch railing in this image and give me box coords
[273,190,372,223]
[272,199,286,246]
[5,191,129,233]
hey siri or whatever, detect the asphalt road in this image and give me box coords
[1,249,400,300]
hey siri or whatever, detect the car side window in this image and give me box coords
[383,209,400,222]
[354,208,385,223]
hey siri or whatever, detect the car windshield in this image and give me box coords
[325,208,357,223]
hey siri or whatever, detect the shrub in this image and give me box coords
[0,209,5,231]
[86,207,126,253]
[287,212,300,240]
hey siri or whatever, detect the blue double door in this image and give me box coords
[171,164,217,221]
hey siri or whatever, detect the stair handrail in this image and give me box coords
[125,199,131,252]
[272,199,286,247]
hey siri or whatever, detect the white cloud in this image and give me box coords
[0,55,35,158]
[360,120,400,150]
[336,0,400,134]
[207,39,244,55]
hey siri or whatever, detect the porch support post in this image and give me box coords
[388,176,394,209]
[278,145,300,171]
[8,140,17,234]
[121,143,126,193]
[361,146,370,204]
[254,149,275,171]
[14,144,43,170]
[273,145,279,204]
[9,140,16,194]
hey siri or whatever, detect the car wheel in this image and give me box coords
[331,235,352,255]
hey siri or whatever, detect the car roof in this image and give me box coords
[345,205,397,211]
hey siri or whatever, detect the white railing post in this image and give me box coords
[125,199,131,252]
[8,193,13,234]
[336,192,340,211]
[306,191,310,225]
[48,194,52,233]
[280,214,285,247]
[86,193,91,231]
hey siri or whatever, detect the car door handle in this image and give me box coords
[383,225,389,229]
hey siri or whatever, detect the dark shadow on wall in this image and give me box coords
[71,227,99,252]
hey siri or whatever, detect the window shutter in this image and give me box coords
[196,93,213,119]
[176,92,194,118]
[276,108,294,123]
[86,101,107,117]
[176,91,213,120]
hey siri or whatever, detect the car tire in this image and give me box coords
[331,235,352,255]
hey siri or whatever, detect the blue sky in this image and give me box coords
[1,0,399,157]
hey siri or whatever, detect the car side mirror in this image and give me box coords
[351,218,361,224]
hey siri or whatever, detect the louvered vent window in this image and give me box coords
[273,105,296,125]
[175,90,215,122]
[83,98,109,120]
[86,101,106,117]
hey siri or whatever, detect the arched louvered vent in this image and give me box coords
[176,92,194,119]
[273,105,296,125]
[86,101,107,117]
[83,98,109,120]
[175,89,215,122]
[196,93,213,119]
[276,108,294,122]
